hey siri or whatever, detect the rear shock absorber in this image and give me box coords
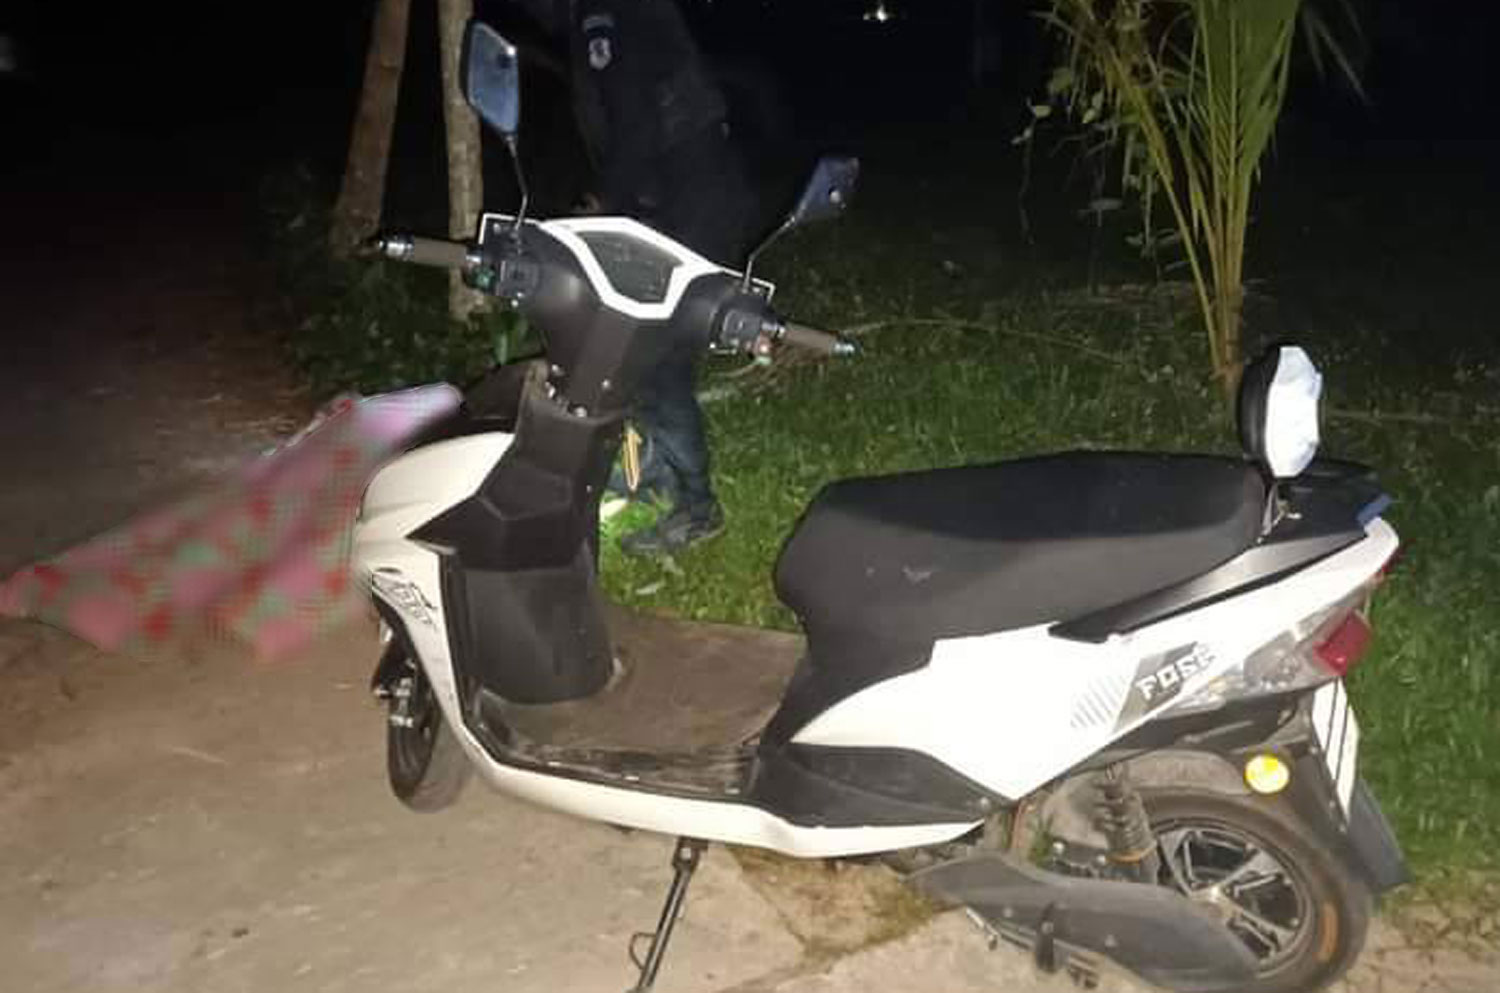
[1096,765,1161,883]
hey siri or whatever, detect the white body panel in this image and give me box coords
[358,431,514,543]
[793,518,1398,800]
[1312,679,1361,814]
[354,432,515,722]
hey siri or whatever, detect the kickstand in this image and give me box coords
[1034,901,1059,974]
[625,838,707,993]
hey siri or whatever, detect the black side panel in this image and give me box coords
[1053,461,1384,642]
[415,374,622,703]
[749,742,995,827]
[412,373,623,572]
[456,546,614,704]
[1050,535,1352,643]
[1098,692,1300,758]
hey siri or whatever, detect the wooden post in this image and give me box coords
[330,0,413,256]
[437,0,486,321]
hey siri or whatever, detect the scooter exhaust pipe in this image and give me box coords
[911,853,1258,993]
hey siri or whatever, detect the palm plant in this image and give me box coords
[1040,0,1360,395]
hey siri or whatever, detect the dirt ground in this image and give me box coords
[0,185,1495,993]
[0,183,308,577]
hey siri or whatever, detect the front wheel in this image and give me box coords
[384,647,472,812]
[1143,790,1371,993]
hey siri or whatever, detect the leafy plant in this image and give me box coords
[261,165,531,395]
[1032,0,1361,395]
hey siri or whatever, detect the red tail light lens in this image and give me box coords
[1314,612,1372,676]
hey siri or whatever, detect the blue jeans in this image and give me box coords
[629,127,756,519]
[635,344,716,518]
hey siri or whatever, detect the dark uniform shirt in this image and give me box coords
[569,0,729,219]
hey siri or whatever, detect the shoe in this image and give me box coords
[620,502,725,556]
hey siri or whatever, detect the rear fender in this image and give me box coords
[1286,760,1409,893]
[1253,688,1408,893]
[1051,690,1408,894]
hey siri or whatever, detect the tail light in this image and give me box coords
[1313,611,1372,676]
[1167,583,1380,717]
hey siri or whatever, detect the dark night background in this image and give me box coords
[4,2,1498,180]
[2,0,1499,360]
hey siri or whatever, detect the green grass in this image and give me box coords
[259,167,532,395]
[600,222,1500,885]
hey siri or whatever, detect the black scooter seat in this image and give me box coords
[775,453,1266,649]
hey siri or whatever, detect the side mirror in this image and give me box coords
[462,21,531,234]
[462,21,521,139]
[786,156,860,229]
[741,155,859,288]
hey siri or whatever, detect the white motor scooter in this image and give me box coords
[352,22,1406,993]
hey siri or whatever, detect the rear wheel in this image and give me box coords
[384,649,471,812]
[1142,791,1370,993]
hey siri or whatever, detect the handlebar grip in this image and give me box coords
[370,234,472,270]
[408,237,471,268]
[780,322,858,357]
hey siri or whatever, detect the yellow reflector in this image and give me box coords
[1244,754,1291,795]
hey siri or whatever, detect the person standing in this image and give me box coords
[509,0,760,554]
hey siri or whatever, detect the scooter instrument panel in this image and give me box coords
[477,212,757,321]
[574,230,677,304]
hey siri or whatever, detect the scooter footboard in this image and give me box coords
[912,853,1258,993]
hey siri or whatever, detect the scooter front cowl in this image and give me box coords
[355,431,515,560]
[912,853,1259,993]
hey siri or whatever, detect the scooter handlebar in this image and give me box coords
[779,322,858,357]
[368,233,473,270]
